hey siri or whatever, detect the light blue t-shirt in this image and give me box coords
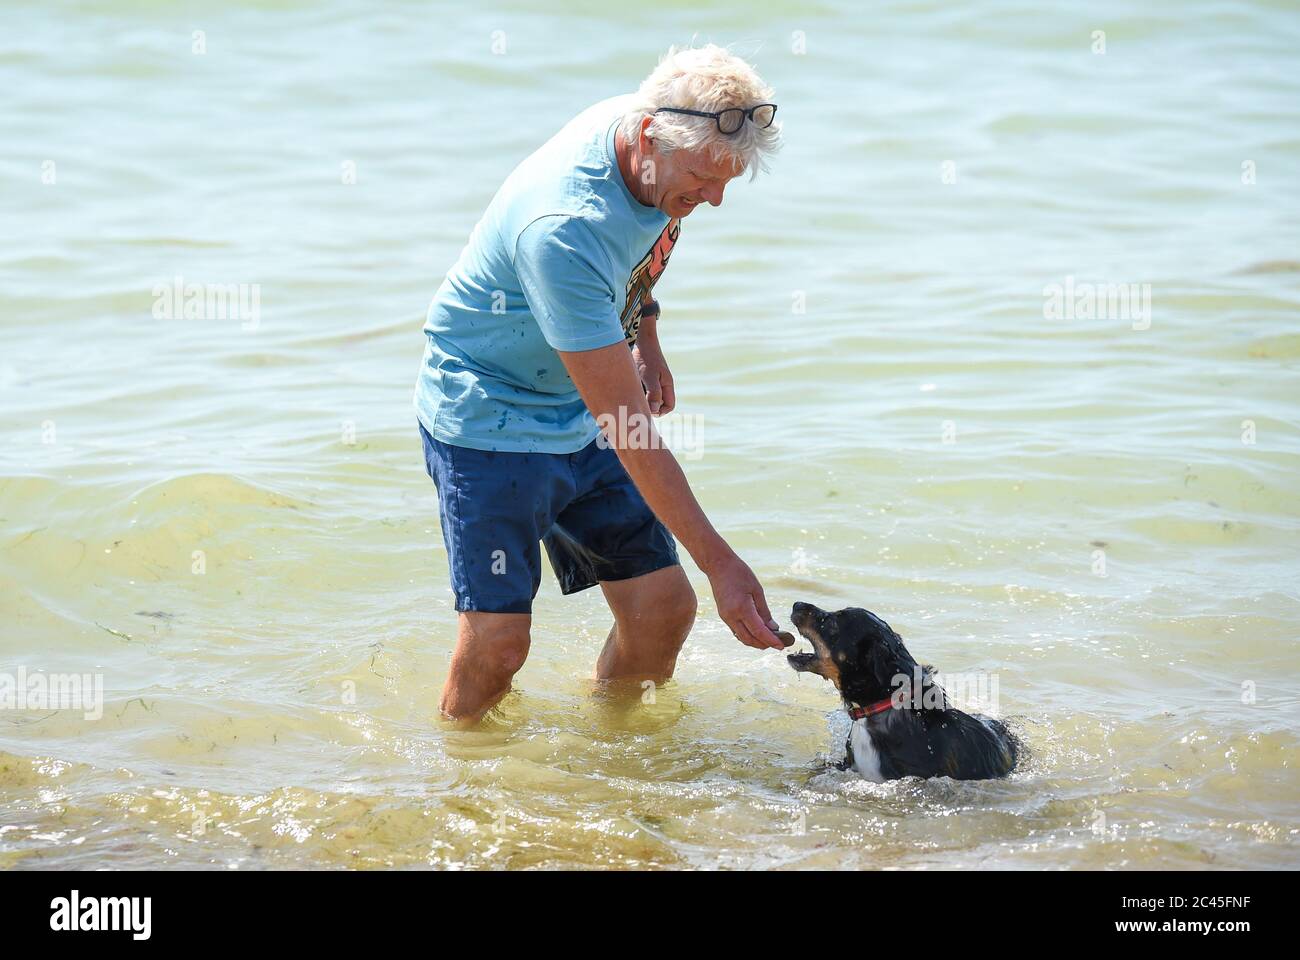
[414,95,683,453]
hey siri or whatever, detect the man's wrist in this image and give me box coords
[692,536,737,576]
[637,301,659,340]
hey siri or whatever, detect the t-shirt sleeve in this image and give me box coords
[513,215,627,352]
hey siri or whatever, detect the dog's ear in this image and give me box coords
[920,664,949,709]
[861,636,911,701]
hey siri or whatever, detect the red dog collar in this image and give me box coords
[848,697,896,721]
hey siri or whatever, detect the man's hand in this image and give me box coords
[702,552,785,650]
[632,339,675,416]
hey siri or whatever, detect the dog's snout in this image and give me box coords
[792,600,829,622]
[791,601,820,626]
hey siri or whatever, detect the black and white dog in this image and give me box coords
[787,602,1020,781]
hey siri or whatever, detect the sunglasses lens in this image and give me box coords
[752,104,776,128]
[718,109,744,134]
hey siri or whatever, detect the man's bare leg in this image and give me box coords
[595,564,697,682]
[440,611,531,726]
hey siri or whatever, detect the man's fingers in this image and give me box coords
[723,607,770,650]
[740,600,784,650]
[645,381,663,415]
[749,586,781,644]
[725,613,759,648]
[734,621,768,650]
[660,378,676,414]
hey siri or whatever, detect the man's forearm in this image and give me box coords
[557,340,782,649]
[610,439,735,574]
[557,340,731,572]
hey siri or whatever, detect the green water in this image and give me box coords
[1,0,1298,869]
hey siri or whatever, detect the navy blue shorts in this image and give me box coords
[419,422,680,614]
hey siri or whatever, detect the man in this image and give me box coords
[415,44,784,724]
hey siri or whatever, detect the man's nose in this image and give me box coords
[702,182,726,206]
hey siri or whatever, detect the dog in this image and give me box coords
[787,602,1019,782]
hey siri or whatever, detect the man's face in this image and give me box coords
[647,142,745,219]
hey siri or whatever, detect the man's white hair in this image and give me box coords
[620,43,781,181]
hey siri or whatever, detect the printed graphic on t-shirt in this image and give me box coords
[620,217,680,343]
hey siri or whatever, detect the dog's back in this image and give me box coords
[846,702,1019,781]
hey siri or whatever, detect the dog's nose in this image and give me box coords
[792,601,810,615]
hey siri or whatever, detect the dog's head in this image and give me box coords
[787,602,924,706]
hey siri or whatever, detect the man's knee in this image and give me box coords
[664,580,698,635]
[458,612,531,679]
[631,571,697,639]
[489,637,530,678]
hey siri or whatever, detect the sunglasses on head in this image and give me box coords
[652,103,777,135]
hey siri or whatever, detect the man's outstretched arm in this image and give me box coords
[557,341,785,651]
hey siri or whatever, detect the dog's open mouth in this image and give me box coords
[786,618,826,675]
[785,603,842,687]
[786,649,820,672]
